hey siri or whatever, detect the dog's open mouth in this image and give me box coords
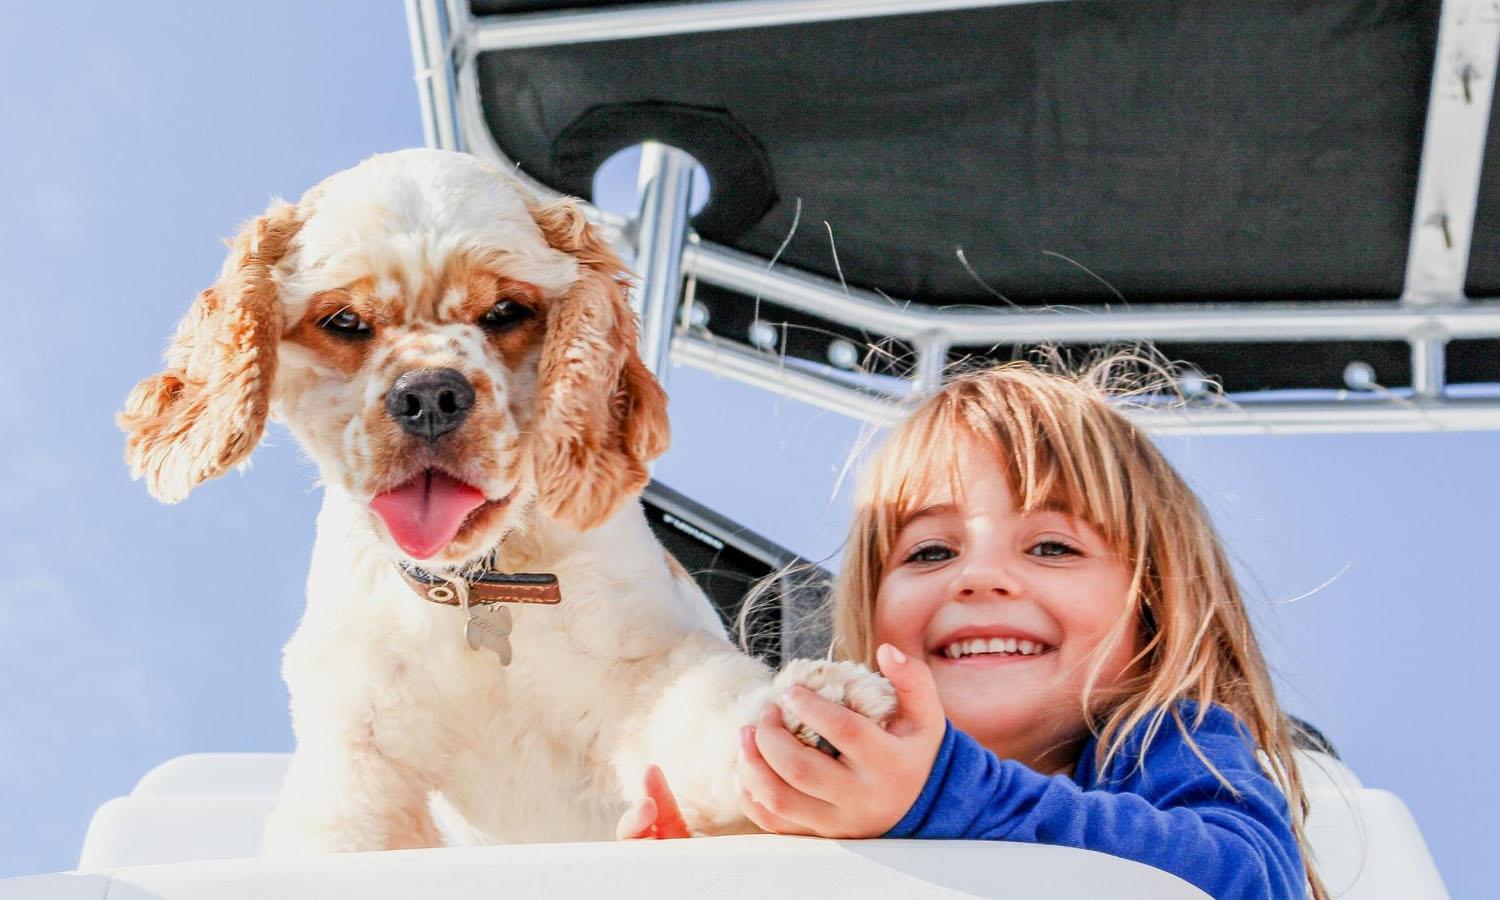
[369,470,507,559]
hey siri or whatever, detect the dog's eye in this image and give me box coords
[479,299,535,332]
[318,309,371,337]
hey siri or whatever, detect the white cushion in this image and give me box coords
[1294,748,1363,793]
[1289,750,1448,898]
[74,753,291,870]
[130,753,290,796]
[77,794,277,871]
[1304,787,1450,899]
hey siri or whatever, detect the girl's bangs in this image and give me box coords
[864,374,1135,566]
[862,403,965,562]
[957,376,1132,555]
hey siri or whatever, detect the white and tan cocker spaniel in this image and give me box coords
[119,149,892,852]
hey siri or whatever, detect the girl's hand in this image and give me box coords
[736,644,946,838]
[616,764,691,840]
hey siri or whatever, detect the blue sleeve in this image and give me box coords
[884,713,1306,900]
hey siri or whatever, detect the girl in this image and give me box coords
[620,359,1325,899]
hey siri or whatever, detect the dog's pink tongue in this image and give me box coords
[369,471,486,559]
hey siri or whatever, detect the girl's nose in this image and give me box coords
[955,548,1024,599]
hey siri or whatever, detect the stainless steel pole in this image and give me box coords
[633,143,698,382]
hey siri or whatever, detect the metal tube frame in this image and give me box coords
[473,0,1058,51]
[632,143,698,381]
[408,0,1500,434]
[406,0,465,151]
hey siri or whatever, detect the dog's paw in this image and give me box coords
[770,659,897,755]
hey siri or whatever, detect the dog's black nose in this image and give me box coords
[385,368,475,441]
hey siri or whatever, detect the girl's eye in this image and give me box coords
[903,543,955,564]
[318,309,371,337]
[1028,540,1080,559]
[479,299,535,331]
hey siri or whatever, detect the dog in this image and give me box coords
[119,149,893,852]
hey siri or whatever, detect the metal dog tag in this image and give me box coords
[462,599,513,666]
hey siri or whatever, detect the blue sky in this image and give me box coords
[2,3,1495,896]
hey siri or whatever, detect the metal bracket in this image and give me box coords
[1403,0,1500,305]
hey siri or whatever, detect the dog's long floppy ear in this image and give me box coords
[529,198,670,530]
[118,201,302,503]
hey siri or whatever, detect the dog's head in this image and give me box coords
[119,149,669,565]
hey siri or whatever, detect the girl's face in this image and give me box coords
[873,438,1139,773]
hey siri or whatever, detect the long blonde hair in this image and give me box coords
[830,354,1327,899]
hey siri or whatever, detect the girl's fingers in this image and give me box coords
[753,703,851,802]
[616,797,657,840]
[777,687,886,770]
[642,765,690,839]
[876,644,947,736]
[737,783,816,836]
[737,724,837,826]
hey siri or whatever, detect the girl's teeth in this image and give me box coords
[941,638,1050,658]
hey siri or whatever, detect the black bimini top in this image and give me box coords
[471,0,1500,394]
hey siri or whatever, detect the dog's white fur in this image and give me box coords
[120,149,892,853]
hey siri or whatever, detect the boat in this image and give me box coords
[4,1,1470,895]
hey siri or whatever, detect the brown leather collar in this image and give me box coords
[398,564,562,606]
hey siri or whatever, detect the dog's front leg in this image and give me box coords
[609,632,771,835]
[262,727,442,855]
[612,634,899,836]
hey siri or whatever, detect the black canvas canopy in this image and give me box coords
[483,0,1432,307]
[416,0,1500,416]
[404,0,1500,434]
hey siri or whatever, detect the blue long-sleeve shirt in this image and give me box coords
[884,702,1306,899]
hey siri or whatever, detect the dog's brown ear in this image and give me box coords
[529,198,670,529]
[118,201,302,503]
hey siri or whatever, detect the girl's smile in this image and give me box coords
[873,437,1139,773]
